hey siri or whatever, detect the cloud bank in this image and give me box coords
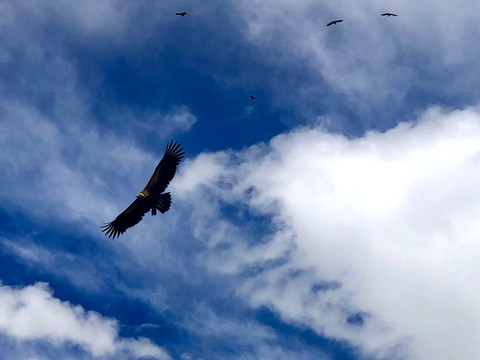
[175,105,480,360]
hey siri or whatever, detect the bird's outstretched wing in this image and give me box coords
[144,141,185,195]
[101,198,150,238]
[327,20,343,26]
[381,13,398,16]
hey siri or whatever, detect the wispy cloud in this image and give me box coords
[230,0,480,129]
[110,105,198,139]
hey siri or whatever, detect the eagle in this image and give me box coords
[250,95,256,100]
[176,12,187,16]
[381,13,398,17]
[326,19,343,26]
[101,141,185,238]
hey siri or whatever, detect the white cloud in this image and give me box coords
[175,105,480,360]
[173,152,230,195]
[0,282,171,359]
[161,106,198,135]
[131,106,197,137]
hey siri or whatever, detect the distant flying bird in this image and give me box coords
[326,19,343,26]
[101,141,185,238]
[250,95,256,100]
[176,12,187,16]
[381,13,398,17]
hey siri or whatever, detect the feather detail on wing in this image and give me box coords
[101,198,150,238]
[144,141,185,195]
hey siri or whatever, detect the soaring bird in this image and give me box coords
[176,12,187,16]
[381,13,398,17]
[101,141,185,238]
[327,19,343,26]
[250,95,256,100]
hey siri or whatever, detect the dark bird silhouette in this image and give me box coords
[250,95,256,100]
[381,13,398,17]
[101,141,185,238]
[176,12,187,16]
[326,19,343,26]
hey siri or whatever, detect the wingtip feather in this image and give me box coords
[101,222,120,238]
[165,140,185,160]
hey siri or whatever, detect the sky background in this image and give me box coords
[1,0,480,359]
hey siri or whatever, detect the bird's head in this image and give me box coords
[137,190,150,198]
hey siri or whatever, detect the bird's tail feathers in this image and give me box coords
[155,193,172,214]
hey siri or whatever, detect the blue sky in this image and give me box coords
[2,1,480,359]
